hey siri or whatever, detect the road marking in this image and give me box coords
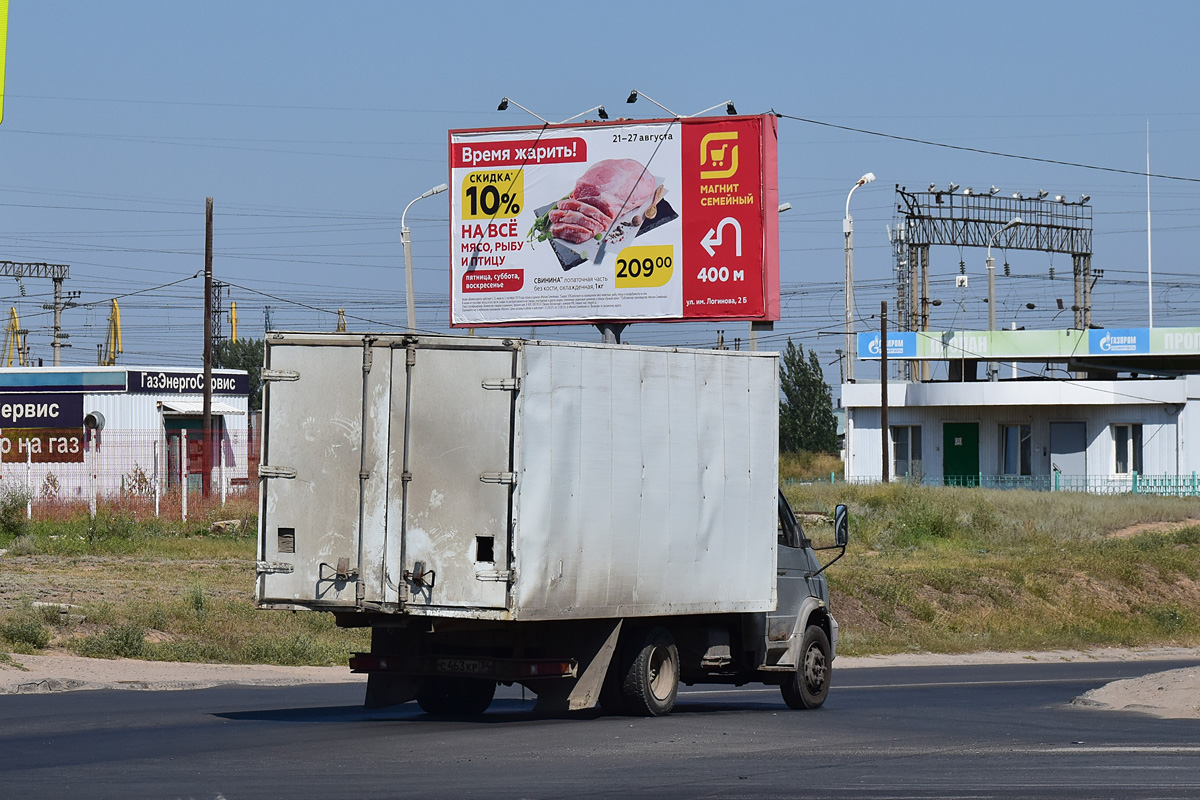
[680,677,1105,696]
[841,677,1124,689]
[1026,746,1200,754]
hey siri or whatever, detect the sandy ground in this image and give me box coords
[3,646,1199,718]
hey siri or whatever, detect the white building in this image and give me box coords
[844,327,1200,494]
[0,366,250,499]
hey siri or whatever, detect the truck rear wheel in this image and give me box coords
[781,625,831,709]
[621,627,679,717]
[416,677,496,716]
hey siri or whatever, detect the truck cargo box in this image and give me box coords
[256,334,779,621]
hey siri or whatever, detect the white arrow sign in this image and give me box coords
[700,217,743,258]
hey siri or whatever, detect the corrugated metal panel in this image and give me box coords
[513,343,778,620]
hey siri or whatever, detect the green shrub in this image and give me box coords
[75,623,146,659]
[187,585,208,620]
[1,616,51,650]
[0,484,30,537]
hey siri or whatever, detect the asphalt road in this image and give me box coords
[2,659,1199,799]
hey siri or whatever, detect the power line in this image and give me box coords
[773,111,1200,183]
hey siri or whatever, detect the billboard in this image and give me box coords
[448,115,779,326]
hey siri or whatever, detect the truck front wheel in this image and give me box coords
[416,677,496,716]
[621,627,679,716]
[781,625,831,709]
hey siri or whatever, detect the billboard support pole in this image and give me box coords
[597,323,625,344]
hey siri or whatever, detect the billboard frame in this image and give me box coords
[446,114,780,329]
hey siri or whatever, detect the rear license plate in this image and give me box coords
[436,658,492,675]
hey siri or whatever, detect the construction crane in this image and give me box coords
[3,307,27,367]
[99,299,122,366]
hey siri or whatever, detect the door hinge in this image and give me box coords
[480,472,517,485]
[259,465,297,479]
[256,561,295,575]
[482,378,520,391]
[261,369,300,382]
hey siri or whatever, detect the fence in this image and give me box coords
[0,427,260,519]
[810,472,1200,498]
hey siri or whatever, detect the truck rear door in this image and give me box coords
[257,337,392,608]
[389,343,516,611]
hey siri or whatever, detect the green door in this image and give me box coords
[943,422,980,486]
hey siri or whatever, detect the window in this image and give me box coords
[1000,424,1032,475]
[890,425,922,478]
[1113,424,1143,474]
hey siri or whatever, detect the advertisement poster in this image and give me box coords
[448,115,779,326]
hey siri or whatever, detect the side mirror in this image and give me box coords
[834,504,849,548]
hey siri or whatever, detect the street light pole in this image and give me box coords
[986,216,1022,381]
[402,183,449,333]
[844,172,875,383]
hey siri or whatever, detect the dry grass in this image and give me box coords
[4,485,1200,664]
[789,482,1200,656]
[0,501,367,665]
[780,451,843,482]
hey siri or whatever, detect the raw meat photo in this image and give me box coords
[545,159,658,244]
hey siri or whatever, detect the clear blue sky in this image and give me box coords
[1,1,1197,380]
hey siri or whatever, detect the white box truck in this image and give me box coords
[256,333,847,716]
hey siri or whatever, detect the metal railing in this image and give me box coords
[833,472,1200,497]
[0,427,260,518]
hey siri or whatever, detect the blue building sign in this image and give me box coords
[857,331,917,360]
[1089,328,1149,355]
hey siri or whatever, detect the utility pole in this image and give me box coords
[202,197,214,499]
[880,301,889,484]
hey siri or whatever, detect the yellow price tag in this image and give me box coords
[461,169,524,220]
[614,245,674,289]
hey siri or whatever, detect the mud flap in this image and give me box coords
[364,673,422,710]
[533,620,623,713]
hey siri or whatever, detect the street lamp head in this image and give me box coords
[928,183,937,192]
[963,187,974,195]
[597,105,609,120]
[1080,194,1091,203]
[725,101,737,115]
[989,186,1000,195]
[626,90,638,104]
[947,182,959,193]
[778,202,793,213]
[1055,195,1065,202]
[1012,192,1023,200]
[1037,189,1049,199]
[497,97,509,111]
[859,172,876,185]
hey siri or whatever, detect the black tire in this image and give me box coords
[620,627,679,717]
[416,676,496,715]
[781,625,831,709]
